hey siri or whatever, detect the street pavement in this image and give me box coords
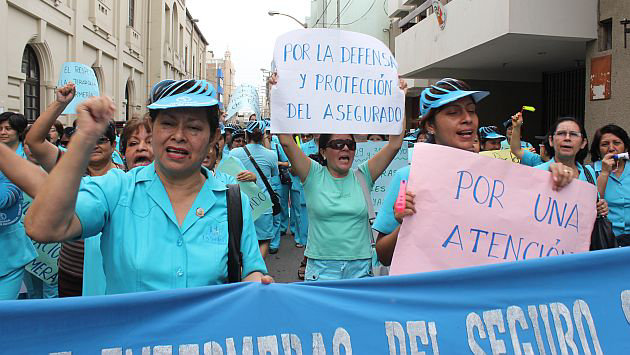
[264,232,305,283]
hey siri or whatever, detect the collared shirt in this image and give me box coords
[534,158,595,183]
[593,161,630,236]
[75,163,266,295]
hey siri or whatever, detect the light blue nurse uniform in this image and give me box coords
[229,144,279,241]
[75,163,267,295]
[593,160,630,236]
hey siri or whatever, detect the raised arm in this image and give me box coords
[0,143,47,198]
[510,112,526,160]
[25,96,115,242]
[25,82,76,172]
[367,79,407,183]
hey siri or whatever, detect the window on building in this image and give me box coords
[599,18,613,51]
[164,5,171,44]
[172,6,178,52]
[21,45,40,122]
[128,0,135,27]
[125,82,131,121]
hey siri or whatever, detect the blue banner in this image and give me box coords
[2,248,630,353]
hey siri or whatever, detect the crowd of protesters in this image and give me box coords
[0,75,627,300]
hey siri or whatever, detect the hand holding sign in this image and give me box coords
[57,62,100,114]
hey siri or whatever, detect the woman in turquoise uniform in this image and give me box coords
[0,112,36,299]
[25,79,270,294]
[374,79,585,266]
[590,124,630,238]
[229,120,279,258]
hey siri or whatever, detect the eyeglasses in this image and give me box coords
[554,131,582,139]
[327,139,356,151]
[96,136,111,145]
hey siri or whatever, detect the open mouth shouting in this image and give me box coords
[131,153,152,167]
[456,129,474,140]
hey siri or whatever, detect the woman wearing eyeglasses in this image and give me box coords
[276,78,408,281]
[535,117,608,216]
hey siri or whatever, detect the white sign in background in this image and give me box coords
[271,29,405,134]
[352,141,408,212]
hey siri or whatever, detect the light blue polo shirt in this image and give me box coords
[501,139,533,150]
[534,158,595,183]
[521,150,544,167]
[75,163,266,295]
[373,165,410,235]
[230,144,279,202]
[593,161,630,236]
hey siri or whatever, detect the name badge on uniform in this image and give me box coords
[196,208,204,217]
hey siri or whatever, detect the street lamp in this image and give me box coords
[268,10,308,28]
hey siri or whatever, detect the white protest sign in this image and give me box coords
[271,29,404,134]
[57,62,100,114]
[351,141,408,212]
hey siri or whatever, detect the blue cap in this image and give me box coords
[246,120,266,133]
[403,130,420,142]
[420,78,490,118]
[147,79,218,110]
[479,126,506,140]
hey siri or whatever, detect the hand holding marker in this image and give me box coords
[395,180,408,213]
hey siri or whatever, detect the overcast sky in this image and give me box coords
[187,0,310,90]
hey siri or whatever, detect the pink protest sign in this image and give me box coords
[390,143,597,275]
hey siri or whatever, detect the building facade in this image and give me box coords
[308,0,390,45]
[206,50,235,112]
[1,0,207,125]
[388,0,630,143]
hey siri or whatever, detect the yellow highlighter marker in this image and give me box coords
[521,106,536,112]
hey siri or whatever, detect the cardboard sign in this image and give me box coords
[218,157,272,220]
[24,242,60,285]
[57,62,100,114]
[271,29,404,134]
[480,149,521,163]
[390,143,596,275]
[351,141,408,211]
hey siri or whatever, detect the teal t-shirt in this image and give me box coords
[302,160,374,260]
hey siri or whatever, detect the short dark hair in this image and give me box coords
[120,114,152,155]
[548,117,589,165]
[0,112,28,142]
[53,120,64,138]
[590,124,630,161]
[246,128,264,144]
